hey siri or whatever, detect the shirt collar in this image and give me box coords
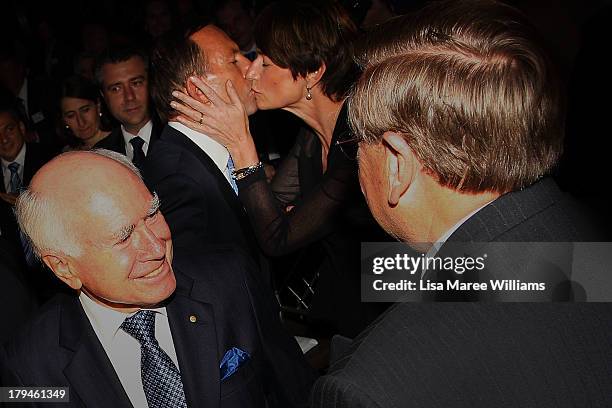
[121,120,153,146]
[168,121,229,173]
[79,291,168,346]
[1,142,26,171]
[425,199,494,258]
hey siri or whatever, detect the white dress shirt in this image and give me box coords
[1,143,26,192]
[168,121,235,188]
[121,120,153,161]
[79,292,181,408]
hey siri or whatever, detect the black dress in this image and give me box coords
[236,103,390,337]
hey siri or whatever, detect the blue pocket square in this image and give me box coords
[220,347,250,381]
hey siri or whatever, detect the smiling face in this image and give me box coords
[0,111,26,162]
[100,56,150,133]
[189,25,257,115]
[36,154,176,312]
[61,97,101,142]
[246,53,305,111]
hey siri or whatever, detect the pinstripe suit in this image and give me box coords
[311,178,610,407]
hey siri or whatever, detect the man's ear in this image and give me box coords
[185,80,209,103]
[382,132,414,206]
[41,253,82,290]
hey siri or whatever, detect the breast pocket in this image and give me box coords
[220,359,266,407]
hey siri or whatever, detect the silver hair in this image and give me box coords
[16,149,143,259]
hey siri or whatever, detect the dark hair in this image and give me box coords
[349,0,563,193]
[149,29,207,123]
[60,75,100,103]
[94,45,149,88]
[0,88,25,123]
[213,0,253,14]
[254,0,358,101]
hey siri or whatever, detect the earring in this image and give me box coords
[99,112,102,117]
[65,125,70,129]
[306,86,312,101]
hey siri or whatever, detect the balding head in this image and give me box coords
[17,149,175,311]
[17,149,141,258]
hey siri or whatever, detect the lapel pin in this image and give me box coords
[189,315,197,323]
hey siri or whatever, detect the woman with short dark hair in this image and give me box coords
[172,0,390,337]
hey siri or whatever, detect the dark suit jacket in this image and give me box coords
[93,119,162,168]
[311,178,610,407]
[0,237,37,344]
[1,248,315,407]
[0,143,53,245]
[143,125,265,275]
[431,177,602,301]
[311,303,612,408]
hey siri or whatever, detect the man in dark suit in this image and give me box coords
[1,150,314,407]
[312,1,610,406]
[93,46,162,169]
[0,40,57,148]
[144,25,263,268]
[0,102,53,247]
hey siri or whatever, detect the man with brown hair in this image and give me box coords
[144,24,263,269]
[311,1,610,407]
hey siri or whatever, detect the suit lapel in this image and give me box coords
[0,166,5,193]
[59,297,133,408]
[168,273,220,408]
[166,127,251,226]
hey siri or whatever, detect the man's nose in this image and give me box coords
[136,224,166,259]
[124,86,136,102]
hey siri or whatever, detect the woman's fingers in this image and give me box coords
[189,76,225,106]
[170,98,204,122]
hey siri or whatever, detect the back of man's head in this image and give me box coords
[149,26,209,123]
[350,0,563,193]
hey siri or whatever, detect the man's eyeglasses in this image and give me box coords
[334,135,362,160]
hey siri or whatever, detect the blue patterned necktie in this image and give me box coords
[226,155,239,195]
[8,162,22,194]
[121,310,187,408]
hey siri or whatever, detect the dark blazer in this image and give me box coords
[0,143,53,244]
[0,237,37,343]
[311,302,612,408]
[93,119,163,166]
[143,125,265,273]
[1,247,315,407]
[311,178,610,407]
[431,177,602,301]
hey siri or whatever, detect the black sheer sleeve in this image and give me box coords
[236,106,361,256]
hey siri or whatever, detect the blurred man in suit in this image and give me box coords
[94,46,162,169]
[311,1,611,407]
[0,40,57,147]
[1,149,314,407]
[0,100,53,247]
